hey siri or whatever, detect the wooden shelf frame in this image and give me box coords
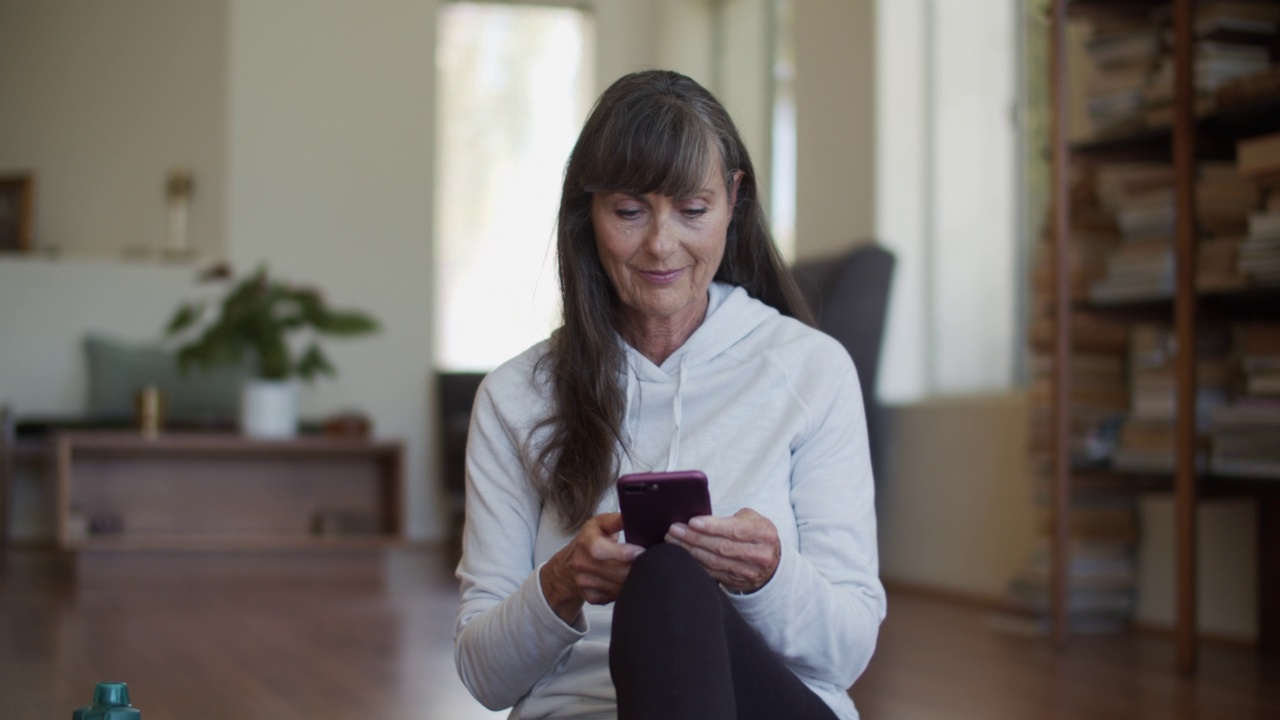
[1050,0,1280,670]
[53,431,406,553]
[1049,0,1211,674]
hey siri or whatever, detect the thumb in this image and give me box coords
[597,511,624,534]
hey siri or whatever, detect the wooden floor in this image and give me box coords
[2,547,1277,720]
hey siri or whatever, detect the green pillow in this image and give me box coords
[84,335,250,423]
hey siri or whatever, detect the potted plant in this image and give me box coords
[164,264,379,438]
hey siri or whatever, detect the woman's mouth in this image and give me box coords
[639,268,683,284]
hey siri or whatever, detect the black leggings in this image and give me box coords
[609,544,839,720]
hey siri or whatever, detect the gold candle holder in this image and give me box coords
[134,385,165,439]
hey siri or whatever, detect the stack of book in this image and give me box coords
[1216,63,1280,109]
[1026,308,1130,474]
[1112,323,1230,473]
[1196,0,1280,36]
[1187,162,1256,295]
[1196,41,1273,93]
[1202,0,1280,107]
[1027,164,1131,474]
[1198,163,1261,237]
[1088,163,1175,303]
[1027,350,1128,469]
[989,500,1140,636]
[1199,234,1251,291]
[1238,130,1280,182]
[1086,161,1258,303]
[1078,9,1168,136]
[1090,240,1175,303]
[1236,131,1280,284]
[1077,1,1280,137]
[1150,1,1280,123]
[1030,238,1114,306]
[1209,323,1280,478]
[1242,210,1280,282]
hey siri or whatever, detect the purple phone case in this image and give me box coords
[616,470,711,548]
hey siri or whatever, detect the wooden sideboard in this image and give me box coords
[52,432,404,553]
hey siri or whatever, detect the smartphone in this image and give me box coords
[616,470,712,548]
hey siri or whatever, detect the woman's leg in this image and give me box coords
[609,544,837,720]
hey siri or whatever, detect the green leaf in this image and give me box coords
[164,302,203,336]
[295,343,336,382]
[317,310,379,335]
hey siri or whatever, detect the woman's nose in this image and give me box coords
[643,211,678,257]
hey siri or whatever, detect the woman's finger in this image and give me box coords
[666,508,780,593]
[673,541,767,589]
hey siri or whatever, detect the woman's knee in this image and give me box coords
[617,543,720,621]
[629,543,708,590]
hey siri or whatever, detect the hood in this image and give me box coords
[620,282,778,470]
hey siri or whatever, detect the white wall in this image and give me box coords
[793,0,876,262]
[224,0,440,538]
[877,393,1038,598]
[0,0,228,259]
[715,0,773,203]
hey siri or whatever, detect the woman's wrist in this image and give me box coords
[539,556,585,625]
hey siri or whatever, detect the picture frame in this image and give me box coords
[0,173,34,252]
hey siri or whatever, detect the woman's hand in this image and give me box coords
[540,511,643,624]
[666,508,780,594]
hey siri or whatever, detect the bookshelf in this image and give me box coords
[53,432,406,553]
[1046,0,1280,672]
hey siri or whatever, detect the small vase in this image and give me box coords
[240,379,297,439]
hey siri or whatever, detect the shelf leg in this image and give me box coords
[1171,0,1199,676]
[1261,493,1280,655]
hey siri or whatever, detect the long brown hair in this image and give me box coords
[533,69,813,531]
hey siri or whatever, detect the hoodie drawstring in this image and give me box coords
[624,361,639,446]
[665,353,688,471]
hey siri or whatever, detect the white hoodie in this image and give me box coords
[454,282,886,720]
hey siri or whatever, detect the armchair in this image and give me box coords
[791,243,896,480]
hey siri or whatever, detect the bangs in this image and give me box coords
[578,99,721,200]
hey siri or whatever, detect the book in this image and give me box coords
[1247,210,1280,240]
[1085,29,1164,69]
[1035,502,1139,540]
[1196,0,1280,35]
[1233,322,1280,356]
[1028,312,1129,353]
[1238,131,1280,178]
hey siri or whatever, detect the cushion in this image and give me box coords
[84,334,250,423]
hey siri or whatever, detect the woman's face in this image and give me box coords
[592,166,741,335]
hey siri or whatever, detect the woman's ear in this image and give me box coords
[728,170,744,207]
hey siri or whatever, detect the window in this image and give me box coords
[434,3,594,371]
[875,0,1021,401]
[770,0,797,261]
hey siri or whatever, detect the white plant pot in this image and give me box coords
[240,380,297,439]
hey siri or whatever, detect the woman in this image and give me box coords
[454,69,885,720]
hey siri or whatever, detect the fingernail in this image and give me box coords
[689,518,706,530]
[668,523,687,538]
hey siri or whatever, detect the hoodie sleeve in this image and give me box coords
[729,346,886,694]
[453,375,587,711]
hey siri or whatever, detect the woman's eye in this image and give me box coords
[616,208,642,220]
[681,207,709,219]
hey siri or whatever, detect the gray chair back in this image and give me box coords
[792,243,895,479]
